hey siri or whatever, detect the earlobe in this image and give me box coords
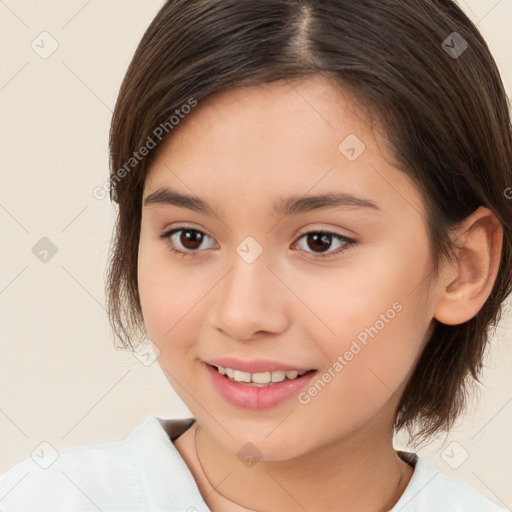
[433,207,503,326]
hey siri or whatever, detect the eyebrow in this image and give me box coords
[143,186,383,217]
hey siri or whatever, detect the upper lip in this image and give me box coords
[203,357,316,374]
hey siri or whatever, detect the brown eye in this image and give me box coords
[294,231,356,259]
[177,229,204,250]
[160,228,216,256]
[305,233,334,253]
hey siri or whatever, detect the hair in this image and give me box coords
[106,0,512,448]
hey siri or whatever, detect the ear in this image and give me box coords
[433,206,503,326]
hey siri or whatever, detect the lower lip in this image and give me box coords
[205,363,317,410]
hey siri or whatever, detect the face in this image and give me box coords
[138,76,438,461]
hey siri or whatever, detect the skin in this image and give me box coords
[137,76,503,512]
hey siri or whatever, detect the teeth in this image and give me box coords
[216,365,308,384]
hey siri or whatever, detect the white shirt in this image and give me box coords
[0,416,506,511]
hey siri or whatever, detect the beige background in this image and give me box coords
[0,0,511,508]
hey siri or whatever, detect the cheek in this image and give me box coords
[137,231,187,342]
[296,298,428,438]
[293,246,431,416]
[137,231,215,358]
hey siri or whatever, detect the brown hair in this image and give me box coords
[106,0,512,447]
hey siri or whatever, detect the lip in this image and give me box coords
[205,362,317,410]
[203,357,316,373]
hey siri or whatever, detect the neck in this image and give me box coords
[193,410,413,512]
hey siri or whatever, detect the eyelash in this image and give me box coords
[159,227,357,260]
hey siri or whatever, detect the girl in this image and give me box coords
[1,0,511,510]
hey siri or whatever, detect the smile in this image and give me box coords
[213,364,313,385]
[205,363,318,409]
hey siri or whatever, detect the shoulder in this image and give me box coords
[0,417,165,511]
[391,452,507,512]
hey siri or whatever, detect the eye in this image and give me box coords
[293,231,356,259]
[159,227,216,257]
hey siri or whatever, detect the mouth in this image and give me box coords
[207,363,317,387]
[204,362,318,409]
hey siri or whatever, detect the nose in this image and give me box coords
[212,250,290,341]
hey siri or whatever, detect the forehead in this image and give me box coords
[166,76,373,154]
[144,77,424,222]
